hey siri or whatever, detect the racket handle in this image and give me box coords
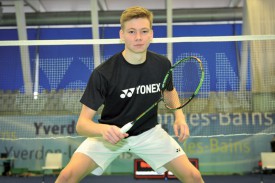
[120,122,133,133]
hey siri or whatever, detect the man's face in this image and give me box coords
[120,18,153,54]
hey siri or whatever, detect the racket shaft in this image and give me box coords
[120,99,161,133]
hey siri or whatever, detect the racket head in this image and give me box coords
[161,56,204,110]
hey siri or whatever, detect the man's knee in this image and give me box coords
[56,169,76,183]
[176,169,203,183]
[193,170,204,183]
[189,169,204,183]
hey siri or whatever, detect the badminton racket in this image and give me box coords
[120,56,204,133]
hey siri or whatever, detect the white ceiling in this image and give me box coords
[0,0,244,13]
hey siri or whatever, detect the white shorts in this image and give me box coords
[75,124,185,175]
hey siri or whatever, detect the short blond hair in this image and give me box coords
[120,6,153,30]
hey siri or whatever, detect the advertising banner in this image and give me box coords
[0,113,274,174]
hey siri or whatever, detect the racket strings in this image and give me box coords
[163,57,203,109]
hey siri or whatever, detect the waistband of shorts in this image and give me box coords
[128,124,161,138]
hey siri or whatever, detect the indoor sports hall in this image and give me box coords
[0,0,274,182]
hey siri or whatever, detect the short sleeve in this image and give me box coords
[80,70,107,111]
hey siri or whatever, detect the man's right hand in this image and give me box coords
[101,125,129,144]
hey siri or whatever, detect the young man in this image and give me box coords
[56,6,204,183]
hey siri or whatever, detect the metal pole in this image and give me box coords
[166,0,173,63]
[14,0,32,94]
[91,0,101,68]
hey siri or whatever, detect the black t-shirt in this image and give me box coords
[80,51,171,136]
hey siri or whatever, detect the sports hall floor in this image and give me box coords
[0,174,274,183]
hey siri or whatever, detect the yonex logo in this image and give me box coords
[120,88,135,98]
[120,83,160,99]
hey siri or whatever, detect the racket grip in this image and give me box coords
[120,122,133,133]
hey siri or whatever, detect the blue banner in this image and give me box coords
[0,24,243,92]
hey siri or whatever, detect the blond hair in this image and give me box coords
[120,6,153,30]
